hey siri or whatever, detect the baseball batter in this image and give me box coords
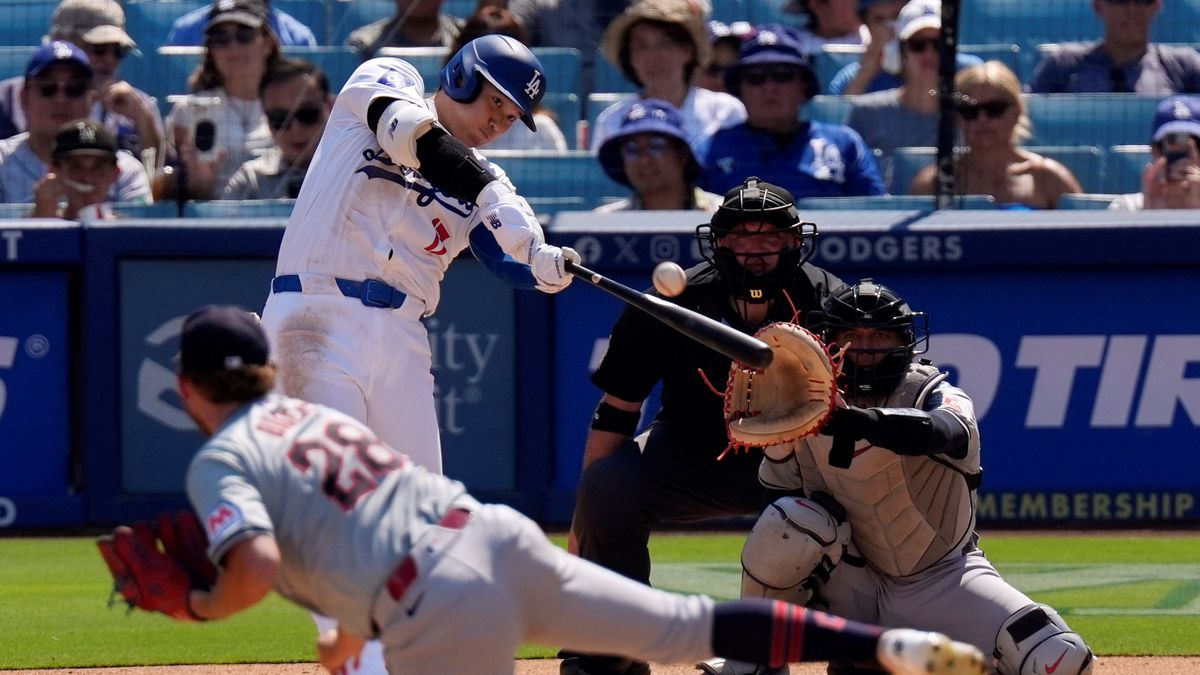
[257,34,578,674]
[712,280,1094,675]
[175,305,986,675]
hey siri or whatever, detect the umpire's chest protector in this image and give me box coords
[795,364,981,577]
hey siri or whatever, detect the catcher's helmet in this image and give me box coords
[440,34,546,131]
[808,279,928,396]
[696,176,817,303]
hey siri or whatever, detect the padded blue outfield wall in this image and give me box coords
[0,211,1198,528]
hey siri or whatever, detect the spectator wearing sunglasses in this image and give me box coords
[163,0,279,200]
[1029,0,1200,94]
[0,42,149,205]
[347,0,465,60]
[693,20,755,94]
[165,0,317,48]
[222,58,331,200]
[912,61,1083,208]
[595,98,721,212]
[828,0,981,96]
[844,0,983,182]
[1110,95,1200,209]
[441,5,567,152]
[699,27,885,199]
[0,0,164,164]
[590,0,746,157]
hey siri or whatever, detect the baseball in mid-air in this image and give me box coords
[652,261,687,297]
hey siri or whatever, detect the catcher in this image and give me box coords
[96,304,988,675]
[705,279,1094,675]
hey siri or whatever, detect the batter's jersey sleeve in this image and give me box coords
[338,58,436,168]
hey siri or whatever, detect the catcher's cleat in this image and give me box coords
[876,628,987,675]
[695,657,788,674]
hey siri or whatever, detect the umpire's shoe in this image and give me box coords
[559,653,651,675]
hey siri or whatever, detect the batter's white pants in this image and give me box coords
[370,504,718,675]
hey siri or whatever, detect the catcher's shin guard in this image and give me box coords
[740,495,850,604]
[994,605,1094,675]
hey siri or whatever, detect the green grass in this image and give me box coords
[1,533,1197,667]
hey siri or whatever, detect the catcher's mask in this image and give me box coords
[695,176,816,303]
[807,278,928,396]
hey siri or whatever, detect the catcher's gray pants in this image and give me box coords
[572,421,766,585]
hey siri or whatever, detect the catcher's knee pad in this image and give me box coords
[739,495,850,604]
[994,604,1094,675]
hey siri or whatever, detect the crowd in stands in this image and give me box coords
[2,0,1200,219]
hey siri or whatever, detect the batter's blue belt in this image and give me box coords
[271,274,407,309]
[385,508,473,601]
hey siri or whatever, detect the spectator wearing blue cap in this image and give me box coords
[595,98,722,212]
[693,20,755,94]
[590,0,746,158]
[0,41,150,205]
[1030,0,1200,94]
[1111,95,1200,210]
[699,26,886,199]
[165,0,317,48]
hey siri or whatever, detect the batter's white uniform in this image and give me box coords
[260,57,546,475]
[187,394,718,675]
[760,364,1039,656]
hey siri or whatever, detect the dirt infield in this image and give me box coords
[7,657,1197,674]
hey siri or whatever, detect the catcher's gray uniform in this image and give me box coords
[186,393,718,674]
[758,364,1088,673]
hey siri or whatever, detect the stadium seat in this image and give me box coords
[124,0,207,47]
[802,95,852,125]
[960,43,1025,80]
[960,1,1101,52]
[282,46,361,91]
[273,0,329,45]
[0,46,36,80]
[795,194,997,210]
[486,151,625,215]
[1104,145,1153,195]
[183,199,297,218]
[890,146,935,196]
[814,45,863,93]
[2,2,60,47]
[1025,94,1160,148]
[125,48,205,112]
[591,49,637,95]
[1057,193,1118,210]
[1028,145,1106,194]
[710,0,748,23]
[328,0,396,48]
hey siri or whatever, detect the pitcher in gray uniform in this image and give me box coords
[705,280,1094,675]
[174,304,988,675]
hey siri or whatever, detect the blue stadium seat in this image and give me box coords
[591,49,637,94]
[124,47,205,112]
[124,1,207,47]
[802,95,851,125]
[283,46,361,91]
[750,0,806,28]
[1029,145,1106,194]
[960,43,1025,81]
[486,151,625,214]
[1025,94,1160,148]
[710,0,748,24]
[1,2,60,47]
[375,47,449,91]
[1104,144,1153,195]
[1057,193,1118,210]
[960,1,1101,52]
[814,46,862,93]
[532,48,582,102]
[795,195,997,210]
[183,199,297,218]
[0,46,36,80]
[540,93,581,140]
[328,0,396,48]
[890,146,935,196]
[586,92,633,140]
[113,202,185,218]
[273,0,329,45]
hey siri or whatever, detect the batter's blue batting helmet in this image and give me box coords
[440,35,546,131]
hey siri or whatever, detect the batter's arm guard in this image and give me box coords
[468,224,537,289]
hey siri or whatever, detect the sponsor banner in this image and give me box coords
[0,220,82,265]
[547,219,1200,524]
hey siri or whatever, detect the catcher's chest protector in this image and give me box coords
[797,364,979,577]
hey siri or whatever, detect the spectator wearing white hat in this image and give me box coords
[590,0,746,157]
[1110,95,1200,209]
[595,98,722,212]
[0,0,163,162]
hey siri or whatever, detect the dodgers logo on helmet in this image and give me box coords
[440,34,547,131]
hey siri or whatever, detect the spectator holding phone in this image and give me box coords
[222,57,331,199]
[1110,95,1200,209]
[164,0,279,199]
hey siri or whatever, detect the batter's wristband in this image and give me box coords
[590,401,640,436]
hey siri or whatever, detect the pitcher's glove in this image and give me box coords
[96,510,217,621]
[724,323,842,454]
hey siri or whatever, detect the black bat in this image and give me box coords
[565,260,774,370]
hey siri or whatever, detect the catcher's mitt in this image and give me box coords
[723,322,841,453]
[96,510,217,621]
